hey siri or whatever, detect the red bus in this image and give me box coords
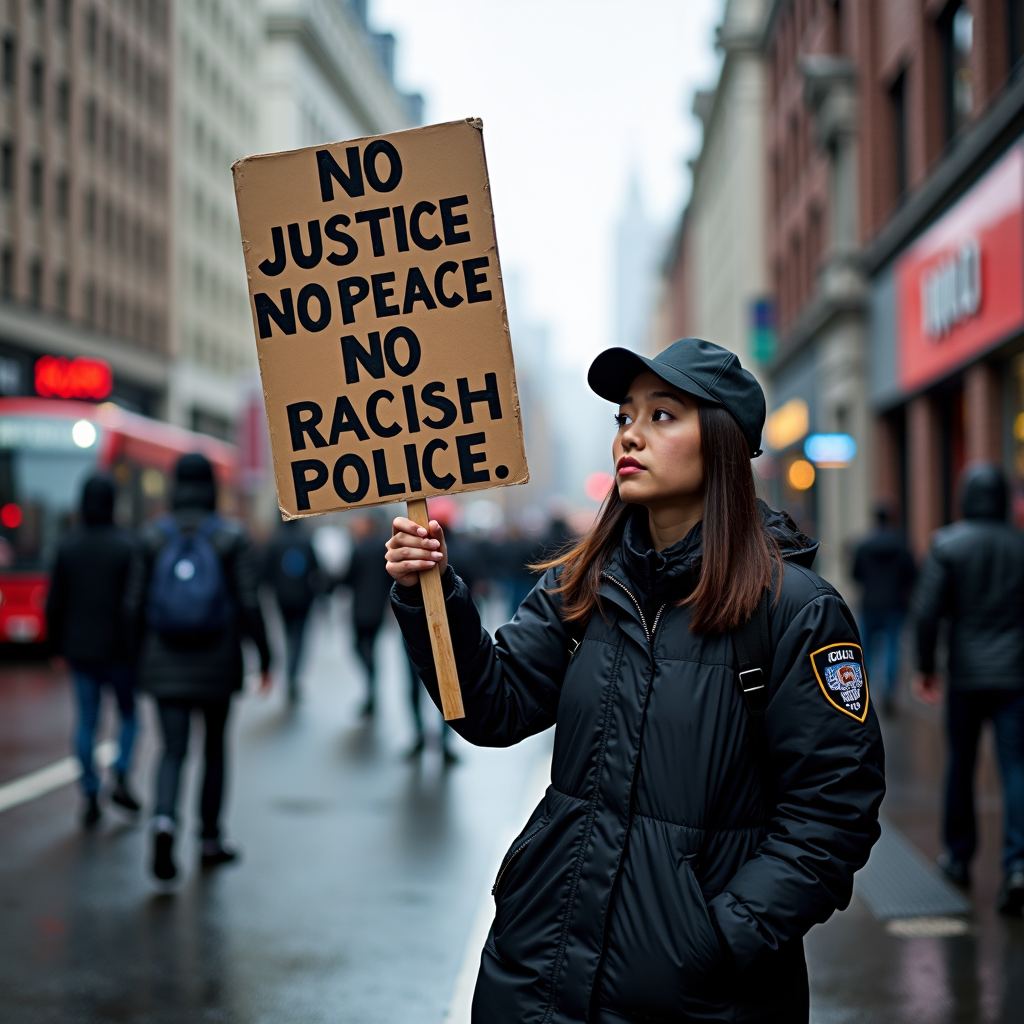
[0,398,235,644]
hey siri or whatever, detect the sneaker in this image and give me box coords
[200,839,240,868]
[110,775,141,814]
[152,830,177,881]
[82,795,102,829]
[937,851,970,888]
[997,866,1024,917]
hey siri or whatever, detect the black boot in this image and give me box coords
[152,827,177,881]
[110,772,141,813]
[82,795,101,828]
[201,838,240,868]
[997,864,1024,916]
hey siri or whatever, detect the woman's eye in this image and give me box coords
[614,413,630,427]
[652,408,675,422]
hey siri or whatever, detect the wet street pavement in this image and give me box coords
[0,594,548,1024]
[1,602,1023,1023]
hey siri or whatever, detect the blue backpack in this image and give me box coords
[147,515,233,635]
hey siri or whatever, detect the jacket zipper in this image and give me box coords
[600,572,666,646]
[492,821,547,897]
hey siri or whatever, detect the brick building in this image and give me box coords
[0,0,171,411]
[762,0,1024,599]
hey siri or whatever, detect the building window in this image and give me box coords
[28,259,42,308]
[0,142,14,193]
[0,247,13,298]
[85,9,98,58]
[83,280,95,324]
[83,188,95,236]
[890,70,908,202]
[1010,0,1024,74]
[29,58,43,110]
[56,78,70,125]
[55,269,68,316]
[1,36,15,89]
[941,2,974,142]
[29,159,43,210]
[55,172,68,220]
[84,98,96,145]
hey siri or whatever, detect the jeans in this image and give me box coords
[72,665,137,798]
[945,689,1024,872]
[154,698,232,840]
[860,608,905,698]
[406,649,452,750]
[282,610,309,692]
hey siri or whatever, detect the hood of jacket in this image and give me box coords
[960,462,1008,520]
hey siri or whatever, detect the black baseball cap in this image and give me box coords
[588,338,766,457]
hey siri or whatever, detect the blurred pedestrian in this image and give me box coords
[124,453,271,882]
[343,514,393,718]
[405,652,458,764]
[852,501,916,715]
[263,518,323,703]
[913,462,1024,916]
[387,339,884,1021]
[46,475,140,828]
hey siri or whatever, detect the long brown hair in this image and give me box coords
[539,404,780,634]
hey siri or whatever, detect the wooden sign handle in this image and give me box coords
[406,498,465,721]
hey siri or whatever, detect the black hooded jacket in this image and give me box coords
[46,478,135,668]
[392,505,885,1023]
[913,464,1024,689]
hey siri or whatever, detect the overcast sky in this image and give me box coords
[372,0,723,367]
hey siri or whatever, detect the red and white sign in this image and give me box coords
[34,355,113,400]
[895,143,1024,393]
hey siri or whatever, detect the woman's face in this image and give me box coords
[613,371,704,509]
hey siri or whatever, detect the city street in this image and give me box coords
[1,595,1023,1024]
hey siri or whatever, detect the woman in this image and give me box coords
[387,338,885,1023]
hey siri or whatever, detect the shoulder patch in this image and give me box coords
[810,642,869,722]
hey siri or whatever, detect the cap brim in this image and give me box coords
[587,347,721,407]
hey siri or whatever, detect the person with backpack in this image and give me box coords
[124,453,271,882]
[386,339,885,1023]
[46,475,140,827]
[263,518,323,703]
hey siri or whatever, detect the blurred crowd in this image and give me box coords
[43,453,579,884]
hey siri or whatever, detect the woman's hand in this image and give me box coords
[386,516,448,587]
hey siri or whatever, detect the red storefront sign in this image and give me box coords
[34,355,113,399]
[896,142,1024,393]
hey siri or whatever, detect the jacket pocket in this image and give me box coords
[600,818,730,1019]
[492,813,551,902]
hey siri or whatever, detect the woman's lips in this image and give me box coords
[616,457,644,476]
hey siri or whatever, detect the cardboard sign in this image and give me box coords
[232,119,529,518]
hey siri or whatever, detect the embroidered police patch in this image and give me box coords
[810,643,869,722]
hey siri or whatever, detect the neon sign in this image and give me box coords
[34,356,113,400]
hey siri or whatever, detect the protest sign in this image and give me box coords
[233,119,528,718]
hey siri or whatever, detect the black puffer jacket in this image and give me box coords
[393,505,885,1023]
[124,509,271,701]
[913,464,1024,690]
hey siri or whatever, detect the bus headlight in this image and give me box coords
[72,420,97,448]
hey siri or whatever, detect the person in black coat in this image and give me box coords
[852,502,916,714]
[912,462,1024,915]
[46,475,139,827]
[342,514,394,718]
[124,453,271,882]
[386,339,885,1023]
[263,518,322,703]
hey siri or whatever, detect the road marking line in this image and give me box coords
[444,752,552,1024]
[0,740,117,814]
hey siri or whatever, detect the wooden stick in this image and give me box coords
[406,498,465,721]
